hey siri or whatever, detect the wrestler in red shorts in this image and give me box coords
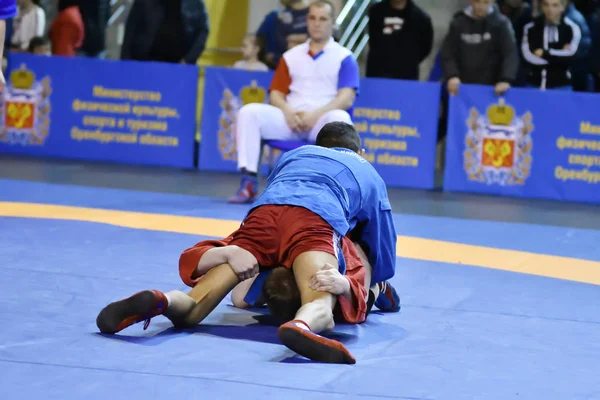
[183,234,399,325]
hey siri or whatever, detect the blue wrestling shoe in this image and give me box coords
[375,281,401,312]
[228,175,258,204]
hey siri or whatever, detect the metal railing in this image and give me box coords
[336,0,380,59]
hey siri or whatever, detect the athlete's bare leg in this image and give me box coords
[292,251,338,332]
[97,264,242,333]
[277,251,356,364]
[181,263,240,326]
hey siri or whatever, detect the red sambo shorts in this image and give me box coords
[230,205,342,269]
[179,205,341,285]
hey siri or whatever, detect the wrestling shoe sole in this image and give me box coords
[278,325,356,364]
[96,290,158,334]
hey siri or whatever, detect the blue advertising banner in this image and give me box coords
[198,66,275,174]
[352,78,440,189]
[199,67,440,188]
[0,53,198,168]
[444,85,600,204]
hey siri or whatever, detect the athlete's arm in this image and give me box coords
[196,246,259,281]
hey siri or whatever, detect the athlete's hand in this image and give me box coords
[309,263,350,296]
[226,245,259,281]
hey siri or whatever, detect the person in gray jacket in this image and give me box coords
[441,0,519,96]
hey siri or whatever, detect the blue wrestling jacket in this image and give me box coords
[249,145,397,284]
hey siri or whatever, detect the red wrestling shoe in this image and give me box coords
[278,320,356,364]
[96,290,168,334]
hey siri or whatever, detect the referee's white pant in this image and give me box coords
[235,103,352,173]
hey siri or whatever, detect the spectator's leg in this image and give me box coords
[437,89,449,144]
[230,104,295,204]
[308,110,353,141]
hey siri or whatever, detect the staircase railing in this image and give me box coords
[336,0,380,59]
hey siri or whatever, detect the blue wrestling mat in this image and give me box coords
[1,178,599,400]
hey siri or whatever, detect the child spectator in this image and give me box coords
[522,0,582,89]
[28,36,50,55]
[233,34,269,72]
[11,0,45,51]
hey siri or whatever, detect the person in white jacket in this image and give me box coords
[11,0,45,51]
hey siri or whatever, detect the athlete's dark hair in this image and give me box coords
[315,121,361,153]
[262,267,301,322]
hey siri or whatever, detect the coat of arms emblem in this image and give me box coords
[464,98,534,185]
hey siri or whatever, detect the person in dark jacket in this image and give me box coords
[499,0,533,86]
[589,4,600,91]
[441,0,519,96]
[78,0,109,58]
[366,0,433,81]
[564,0,593,91]
[521,0,582,89]
[120,0,209,65]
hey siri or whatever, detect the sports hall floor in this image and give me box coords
[1,155,599,400]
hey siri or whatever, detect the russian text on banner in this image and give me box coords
[353,78,440,189]
[444,84,600,204]
[198,66,274,173]
[0,53,198,168]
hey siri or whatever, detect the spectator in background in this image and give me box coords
[499,0,533,86]
[121,0,209,65]
[49,0,84,57]
[233,34,269,72]
[589,2,600,91]
[257,0,310,69]
[499,0,533,46]
[229,0,359,204]
[565,0,593,91]
[571,0,599,24]
[11,0,45,51]
[366,0,433,81]
[441,0,518,96]
[28,35,50,54]
[78,0,110,58]
[4,16,12,50]
[522,0,581,90]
